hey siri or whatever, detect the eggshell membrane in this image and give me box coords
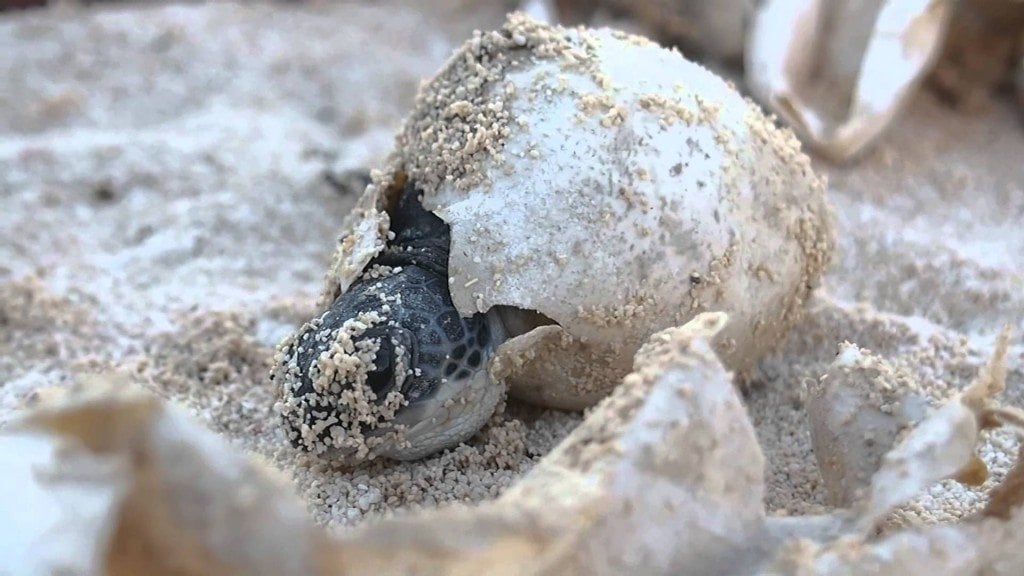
[324,17,834,409]
[320,173,391,305]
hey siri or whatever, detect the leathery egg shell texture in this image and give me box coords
[324,15,835,409]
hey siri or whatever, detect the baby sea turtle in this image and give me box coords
[272,182,506,460]
[271,15,835,462]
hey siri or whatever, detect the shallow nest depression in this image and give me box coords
[1,2,1022,534]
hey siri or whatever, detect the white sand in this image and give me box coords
[0,1,1021,533]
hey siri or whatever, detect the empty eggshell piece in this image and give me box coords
[807,343,933,507]
[500,313,768,575]
[324,14,835,409]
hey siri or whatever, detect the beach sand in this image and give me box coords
[1,1,1021,534]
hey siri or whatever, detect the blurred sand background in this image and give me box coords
[0,1,1021,531]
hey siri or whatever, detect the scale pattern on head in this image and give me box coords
[272,181,495,460]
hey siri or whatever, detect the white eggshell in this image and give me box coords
[324,15,834,408]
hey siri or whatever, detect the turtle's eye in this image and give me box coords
[362,325,417,399]
[365,335,396,396]
[366,358,394,396]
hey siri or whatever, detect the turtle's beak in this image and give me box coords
[286,295,413,403]
[274,290,422,459]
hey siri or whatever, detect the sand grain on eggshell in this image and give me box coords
[0,1,1021,536]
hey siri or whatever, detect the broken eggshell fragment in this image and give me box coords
[805,326,1015,522]
[858,325,1013,525]
[336,313,770,575]
[323,14,835,412]
[807,342,934,507]
[765,327,1024,576]
[746,0,955,162]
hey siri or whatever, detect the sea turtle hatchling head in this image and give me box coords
[272,182,510,461]
[271,14,835,462]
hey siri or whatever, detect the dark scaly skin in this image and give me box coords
[281,181,493,456]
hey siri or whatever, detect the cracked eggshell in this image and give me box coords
[324,15,835,409]
[747,0,956,162]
